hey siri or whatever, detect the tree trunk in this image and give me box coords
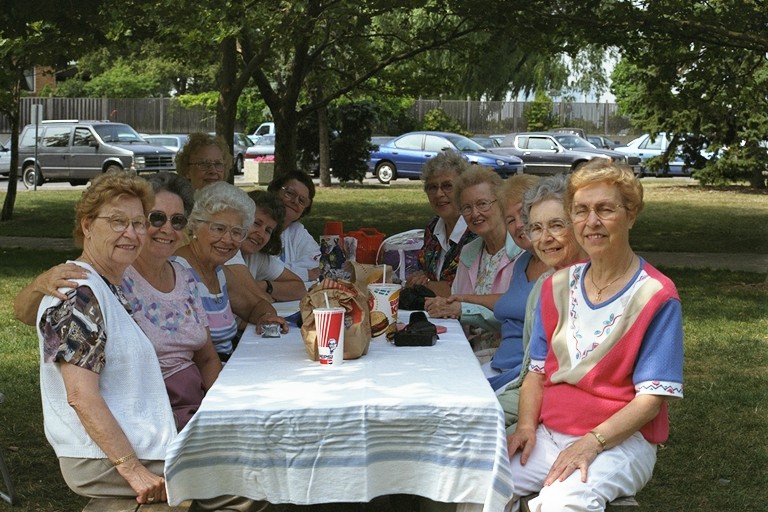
[1,81,21,222]
[272,113,299,179]
[216,36,239,185]
[318,105,331,187]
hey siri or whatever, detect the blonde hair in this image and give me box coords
[565,160,644,217]
[501,174,540,208]
[452,166,504,208]
[73,171,154,248]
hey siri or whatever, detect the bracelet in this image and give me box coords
[589,430,607,449]
[111,452,136,467]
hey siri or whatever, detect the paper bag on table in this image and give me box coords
[343,260,395,290]
[300,279,371,361]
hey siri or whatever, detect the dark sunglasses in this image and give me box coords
[148,211,188,231]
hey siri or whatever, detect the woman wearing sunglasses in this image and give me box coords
[172,182,287,361]
[119,172,221,430]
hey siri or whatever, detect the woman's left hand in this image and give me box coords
[544,435,602,486]
[255,314,289,334]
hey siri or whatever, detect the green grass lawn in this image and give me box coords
[2,179,767,254]
[0,179,767,511]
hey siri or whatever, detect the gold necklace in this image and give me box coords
[590,255,635,302]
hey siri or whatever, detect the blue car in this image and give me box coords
[368,131,524,184]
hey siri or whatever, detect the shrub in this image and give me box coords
[524,90,554,131]
[421,107,468,136]
[330,101,379,182]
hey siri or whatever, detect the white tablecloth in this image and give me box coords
[164,308,514,511]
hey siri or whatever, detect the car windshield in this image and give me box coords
[94,124,144,143]
[554,135,596,150]
[445,134,485,152]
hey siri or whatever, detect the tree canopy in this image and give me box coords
[609,0,768,187]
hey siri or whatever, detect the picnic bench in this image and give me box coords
[82,498,192,511]
[520,494,640,511]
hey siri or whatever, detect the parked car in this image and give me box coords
[491,132,630,175]
[489,134,508,146]
[587,135,619,150]
[552,127,587,139]
[370,136,395,149]
[367,131,524,184]
[0,139,10,177]
[17,120,176,188]
[208,132,254,174]
[244,134,276,161]
[143,134,189,153]
[471,136,501,149]
[613,132,707,176]
[233,132,254,174]
[549,133,642,175]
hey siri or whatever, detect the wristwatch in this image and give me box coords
[265,280,273,295]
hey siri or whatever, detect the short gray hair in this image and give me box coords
[421,151,472,184]
[521,173,568,225]
[189,182,255,232]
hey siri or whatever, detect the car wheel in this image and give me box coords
[104,164,123,174]
[375,162,396,184]
[22,164,42,189]
[235,155,244,175]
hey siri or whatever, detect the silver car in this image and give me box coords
[0,139,10,177]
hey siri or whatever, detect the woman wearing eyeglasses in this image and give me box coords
[406,152,477,297]
[175,132,232,190]
[25,171,176,504]
[15,173,223,430]
[493,174,587,432]
[507,161,683,511]
[425,166,523,361]
[173,182,287,361]
[267,171,321,282]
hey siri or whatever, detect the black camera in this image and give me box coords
[393,311,438,346]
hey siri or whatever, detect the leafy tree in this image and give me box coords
[0,1,106,220]
[81,60,161,98]
[601,0,768,188]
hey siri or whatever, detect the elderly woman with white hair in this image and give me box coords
[173,182,286,362]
